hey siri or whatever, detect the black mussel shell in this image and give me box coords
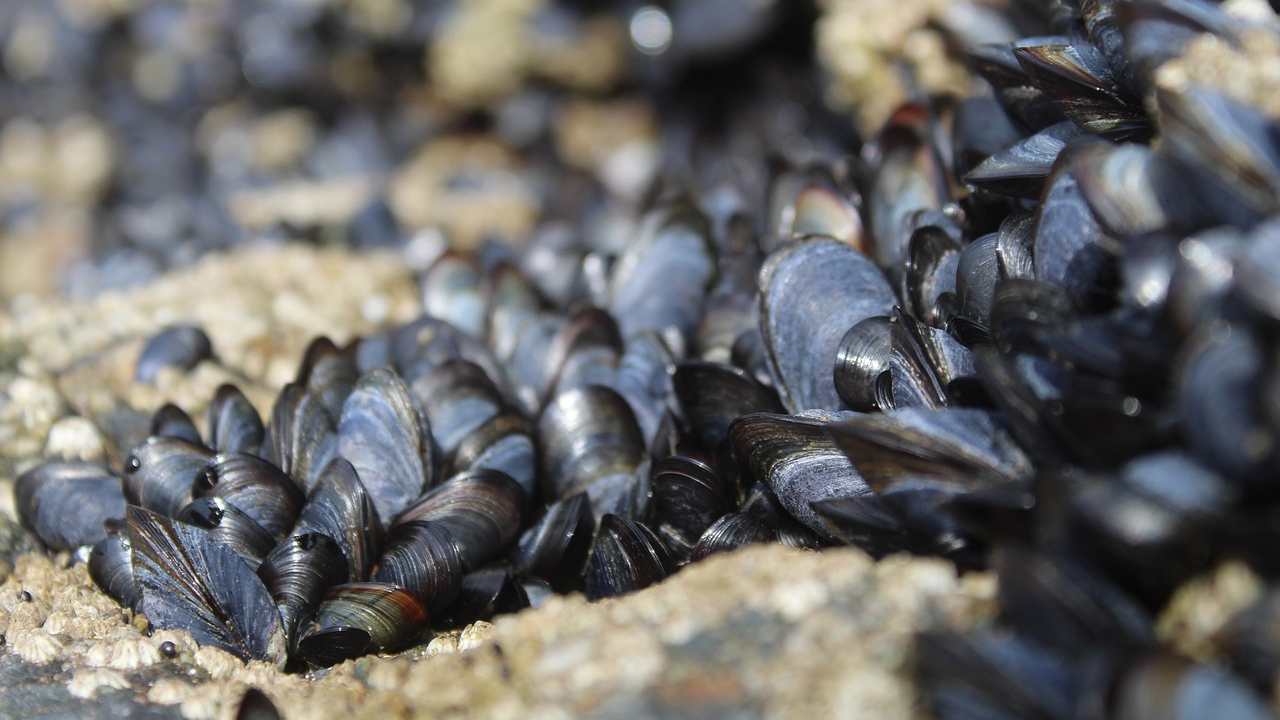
[647,455,732,559]
[89,523,140,611]
[266,382,337,493]
[17,461,126,550]
[390,316,509,397]
[128,506,285,665]
[584,514,673,601]
[689,512,777,562]
[296,582,428,667]
[176,497,277,569]
[258,533,348,652]
[293,458,383,582]
[834,316,892,412]
[297,337,358,421]
[337,368,433,523]
[1033,163,1121,313]
[1012,38,1147,138]
[915,629,1080,720]
[150,403,202,445]
[963,121,1082,199]
[759,238,897,412]
[194,453,304,539]
[512,492,594,591]
[443,567,530,626]
[371,520,466,610]
[208,384,265,455]
[728,411,867,539]
[904,226,960,328]
[539,385,647,518]
[136,325,215,383]
[410,359,503,458]
[673,361,782,451]
[392,469,524,570]
[236,687,281,720]
[123,437,215,517]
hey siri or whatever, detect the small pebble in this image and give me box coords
[18,590,32,602]
[160,641,177,658]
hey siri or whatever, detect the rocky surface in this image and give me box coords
[0,245,998,719]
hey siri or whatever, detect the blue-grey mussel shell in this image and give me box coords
[539,385,648,520]
[392,469,525,570]
[135,325,215,383]
[295,336,358,421]
[512,492,594,592]
[265,382,337,493]
[209,384,265,455]
[176,497,277,569]
[583,514,673,601]
[409,359,503,461]
[17,461,126,550]
[127,506,285,665]
[296,582,428,667]
[89,523,140,611]
[689,512,777,562]
[123,436,214,518]
[293,458,383,582]
[449,412,537,497]
[150,403,202,445]
[337,368,434,523]
[194,453,304,539]
[672,361,782,451]
[258,533,348,653]
[646,455,732,560]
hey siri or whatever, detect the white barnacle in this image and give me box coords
[68,668,130,699]
[11,630,62,664]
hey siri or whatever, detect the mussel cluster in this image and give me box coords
[11,0,1280,716]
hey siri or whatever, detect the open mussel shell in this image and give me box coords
[296,337,358,422]
[194,453,304,539]
[258,533,349,652]
[17,461,126,550]
[410,359,503,458]
[539,385,647,518]
[608,203,717,348]
[135,325,215,383]
[759,238,897,413]
[337,368,433,523]
[150,403,202,445]
[266,382,337,493]
[89,523,140,611]
[128,506,285,665]
[392,469,524,570]
[728,411,867,539]
[647,455,732,560]
[124,436,215,517]
[673,361,782,451]
[293,458,383,582]
[176,497,277,569]
[512,492,594,592]
[828,407,1032,492]
[583,514,673,601]
[449,412,537,497]
[296,582,428,667]
[689,512,777,562]
[209,384,265,455]
[371,520,466,610]
[443,567,530,626]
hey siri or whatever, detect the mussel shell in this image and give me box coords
[337,368,433,523]
[293,458,383,582]
[89,525,140,611]
[235,687,281,720]
[136,325,215,383]
[963,120,1082,198]
[688,512,777,562]
[410,360,503,458]
[608,331,676,445]
[392,469,524,570]
[370,520,466,610]
[209,384,265,455]
[391,316,510,398]
[265,382,337,493]
[647,455,732,558]
[176,497,277,569]
[673,361,783,451]
[1012,38,1147,138]
[833,317,892,412]
[258,533,349,651]
[583,514,673,601]
[124,436,215,517]
[194,453,304,539]
[538,385,646,507]
[521,577,555,609]
[759,238,897,412]
[128,506,285,665]
[904,226,960,328]
[512,492,595,592]
[728,411,867,539]
[297,337,358,421]
[150,403,202,445]
[443,567,530,626]
[296,582,428,667]
[17,461,126,550]
[421,252,487,339]
[1033,164,1120,312]
[448,412,537,497]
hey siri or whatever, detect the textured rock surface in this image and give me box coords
[0,246,997,719]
